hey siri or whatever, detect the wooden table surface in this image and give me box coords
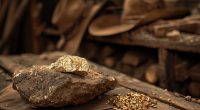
[0,53,199,110]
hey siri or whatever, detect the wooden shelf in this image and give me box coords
[88,31,200,54]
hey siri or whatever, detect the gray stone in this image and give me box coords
[13,65,117,107]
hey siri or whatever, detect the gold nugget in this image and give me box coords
[49,55,90,76]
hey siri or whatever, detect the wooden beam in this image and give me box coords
[88,31,200,54]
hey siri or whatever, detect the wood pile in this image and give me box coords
[79,42,200,98]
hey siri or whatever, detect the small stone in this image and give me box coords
[197,99,200,104]
[185,96,192,101]
[174,92,181,97]
[152,105,157,108]
[191,98,197,102]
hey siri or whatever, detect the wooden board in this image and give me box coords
[0,53,199,110]
[0,84,178,110]
[88,31,200,54]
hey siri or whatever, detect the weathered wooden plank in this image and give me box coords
[62,86,178,110]
[105,87,178,110]
[0,84,178,110]
[88,31,200,54]
[152,16,200,37]
[0,56,23,74]
[0,52,67,74]
[0,53,199,109]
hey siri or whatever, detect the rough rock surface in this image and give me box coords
[13,65,117,107]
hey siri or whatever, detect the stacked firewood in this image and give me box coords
[174,52,200,98]
[80,42,200,98]
[79,41,158,83]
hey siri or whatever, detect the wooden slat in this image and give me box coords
[88,31,200,54]
[65,86,179,110]
[0,84,178,110]
[105,87,178,110]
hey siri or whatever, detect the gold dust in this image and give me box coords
[107,92,157,110]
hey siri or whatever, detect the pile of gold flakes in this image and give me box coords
[108,92,157,110]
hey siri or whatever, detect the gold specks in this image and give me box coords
[107,92,157,110]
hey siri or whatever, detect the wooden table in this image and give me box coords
[0,53,199,110]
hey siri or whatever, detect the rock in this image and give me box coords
[49,55,90,76]
[185,96,192,101]
[13,65,117,107]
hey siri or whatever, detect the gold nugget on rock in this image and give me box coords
[49,55,90,76]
